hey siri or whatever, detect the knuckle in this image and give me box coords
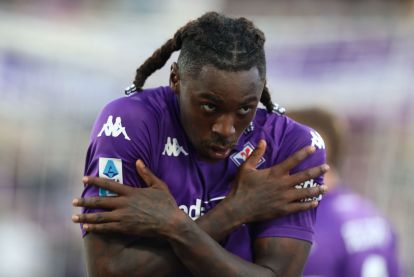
[94,197,102,206]
[306,187,317,198]
[95,214,105,223]
[300,203,310,211]
[305,170,313,179]
[78,214,87,222]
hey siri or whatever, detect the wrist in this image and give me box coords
[216,196,247,228]
[160,209,192,239]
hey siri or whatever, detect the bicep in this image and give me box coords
[253,237,311,277]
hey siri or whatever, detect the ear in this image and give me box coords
[169,62,180,95]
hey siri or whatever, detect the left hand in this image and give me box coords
[72,160,184,237]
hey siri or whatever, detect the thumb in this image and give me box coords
[135,160,168,190]
[242,139,266,170]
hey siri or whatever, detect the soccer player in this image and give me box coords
[72,12,328,276]
[288,107,402,277]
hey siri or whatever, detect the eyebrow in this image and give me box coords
[198,93,259,105]
[198,92,224,103]
[240,96,260,105]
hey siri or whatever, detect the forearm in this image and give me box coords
[84,233,185,277]
[167,214,275,277]
[85,198,246,276]
[195,196,244,241]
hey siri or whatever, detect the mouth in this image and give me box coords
[206,145,232,159]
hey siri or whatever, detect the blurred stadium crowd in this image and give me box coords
[0,0,413,276]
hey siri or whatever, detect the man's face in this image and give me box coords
[171,64,265,161]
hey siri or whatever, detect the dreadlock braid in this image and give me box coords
[260,85,274,112]
[133,31,183,90]
[132,11,275,111]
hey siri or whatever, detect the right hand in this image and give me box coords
[72,160,184,238]
[227,139,329,223]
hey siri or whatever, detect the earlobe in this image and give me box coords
[169,62,180,95]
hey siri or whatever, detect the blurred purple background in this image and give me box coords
[0,1,413,276]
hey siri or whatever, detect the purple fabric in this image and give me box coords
[303,186,401,277]
[81,86,326,264]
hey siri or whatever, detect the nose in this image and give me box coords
[212,114,236,138]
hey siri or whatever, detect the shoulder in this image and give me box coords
[100,86,173,118]
[256,109,323,148]
[91,86,175,139]
[254,109,326,165]
[330,187,387,220]
[328,188,396,253]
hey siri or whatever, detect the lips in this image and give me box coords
[208,145,232,159]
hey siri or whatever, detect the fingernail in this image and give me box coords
[322,165,330,172]
[72,215,79,222]
[136,159,144,168]
[83,224,89,230]
[72,199,79,206]
[320,185,328,193]
[82,176,88,183]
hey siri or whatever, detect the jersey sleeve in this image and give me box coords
[81,96,157,221]
[252,118,327,243]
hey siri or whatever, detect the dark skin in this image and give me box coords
[73,64,329,276]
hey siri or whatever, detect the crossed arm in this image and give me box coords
[73,141,328,276]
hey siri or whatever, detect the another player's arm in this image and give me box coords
[75,142,328,276]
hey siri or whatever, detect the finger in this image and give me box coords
[135,160,168,190]
[284,200,319,214]
[82,222,125,234]
[243,140,267,170]
[72,196,121,209]
[287,164,330,186]
[82,176,130,195]
[72,212,118,224]
[287,185,327,202]
[275,146,316,173]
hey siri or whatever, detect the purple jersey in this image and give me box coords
[303,186,401,277]
[81,86,326,264]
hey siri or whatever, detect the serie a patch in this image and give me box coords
[98,157,123,196]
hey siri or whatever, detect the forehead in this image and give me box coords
[182,65,264,101]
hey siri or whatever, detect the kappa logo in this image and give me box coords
[310,130,325,149]
[162,137,188,157]
[230,142,265,167]
[98,115,131,141]
[98,158,123,196]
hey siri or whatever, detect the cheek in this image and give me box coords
[235,114,255,133]
[180,107,209,141]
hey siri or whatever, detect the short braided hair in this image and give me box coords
[132,11,274,112]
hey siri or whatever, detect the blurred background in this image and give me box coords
[0,0,413,276]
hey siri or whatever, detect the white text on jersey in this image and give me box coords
[295,178,322,201]
[310,130,325,149]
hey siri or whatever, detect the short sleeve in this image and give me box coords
[81,95,157,217]
[252,118,327,243]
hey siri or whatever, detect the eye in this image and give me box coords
[201,103,217,112]
[237,106,252,115]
